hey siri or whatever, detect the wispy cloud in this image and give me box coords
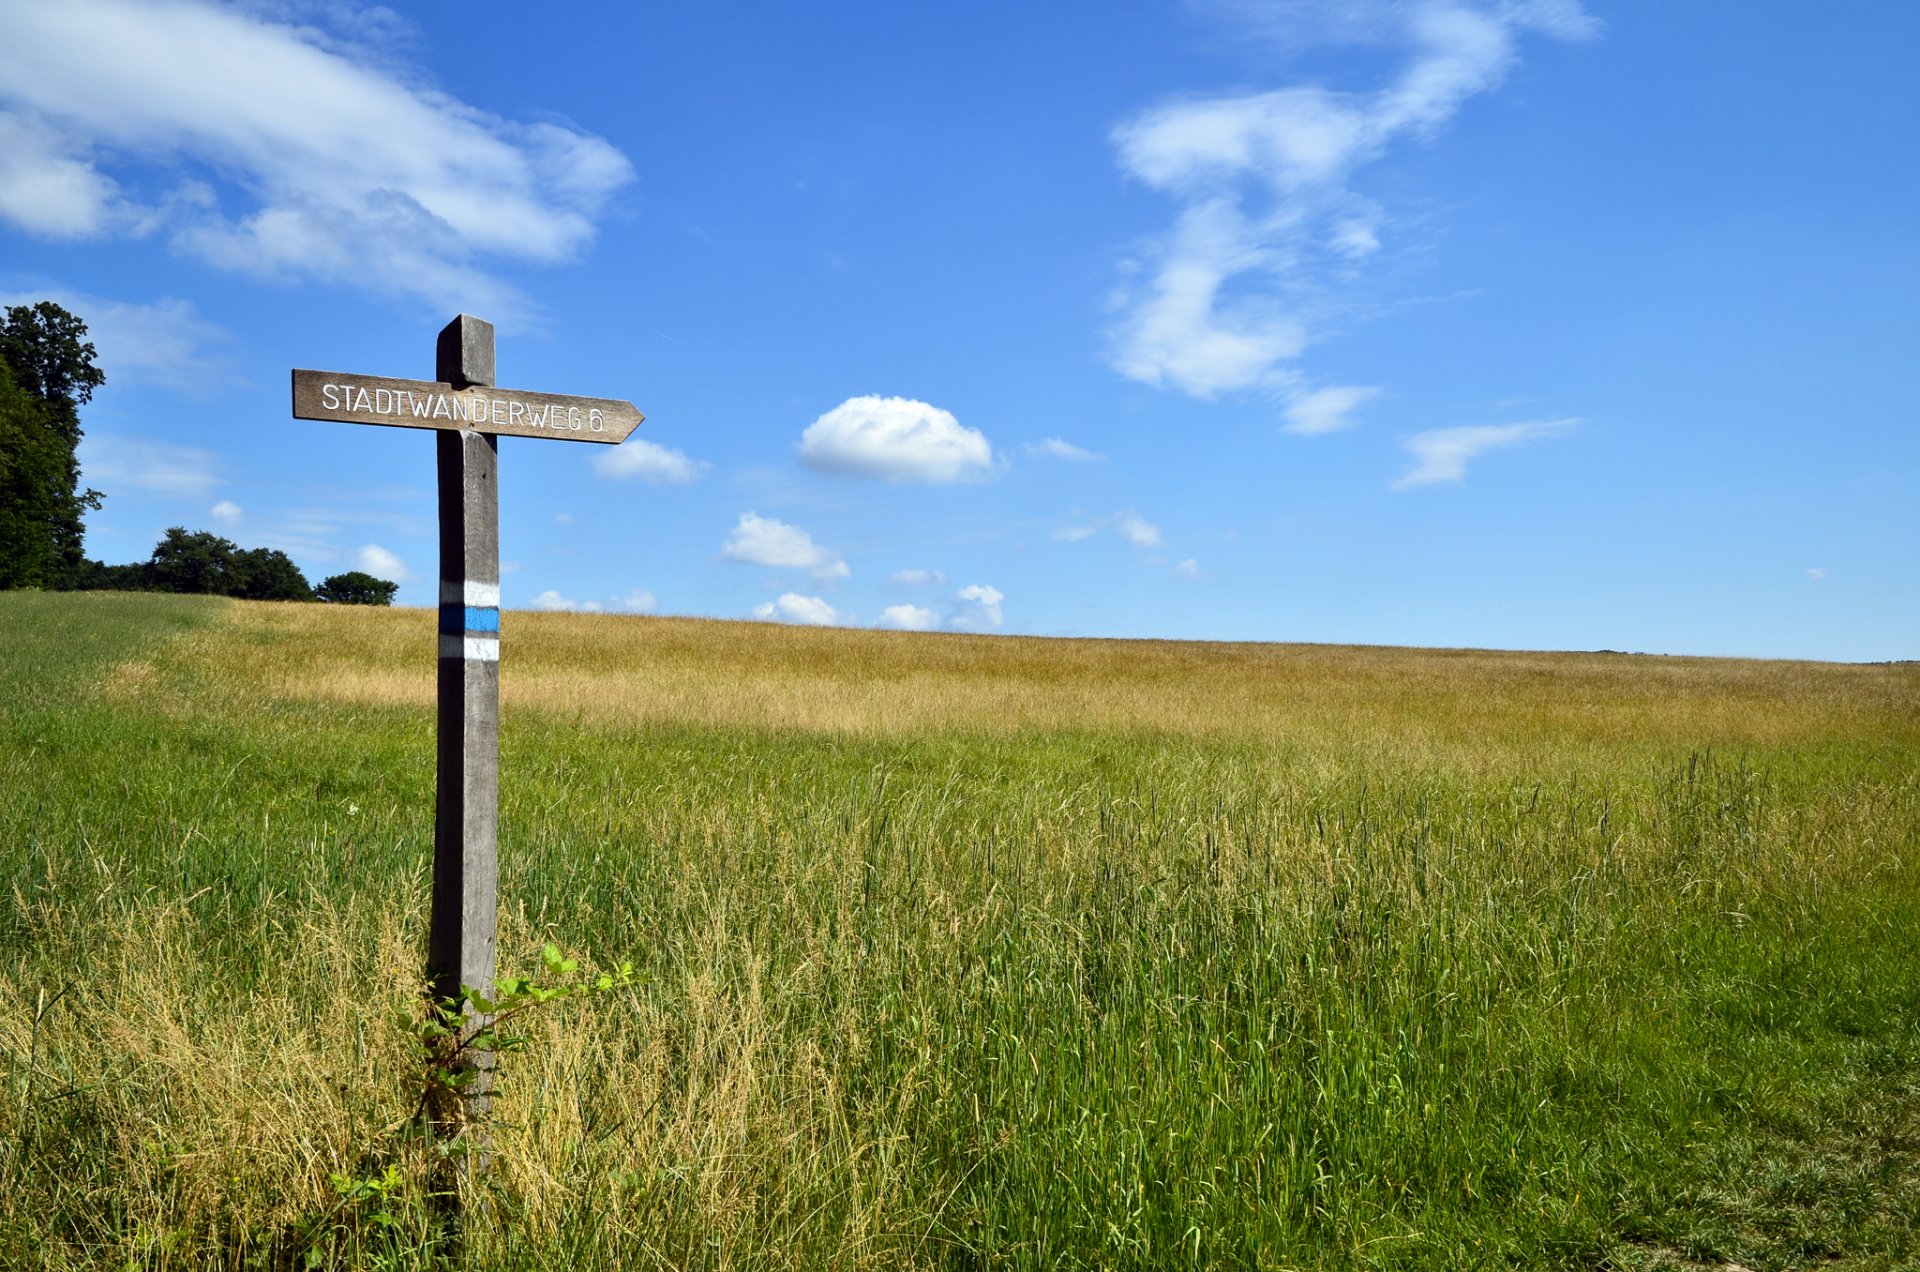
[531,589,591,612]
[0,289,239,394]
[1392,418,1576,489]
[529,588,657,614]
[0,110,121,238]
[0,0,633,317]
[889,568,948,587]
[722,512,848,581]
[593,438,709,485]
[1025,437,1104,463]
[1283,383,1381,435]
[1115,512,1161,548]
[77,433,222,497]
[799,395,994,483]
[1054,509,1163,549]
[224,493,432,569]
[1108,1,1594,420]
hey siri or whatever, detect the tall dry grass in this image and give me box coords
[219,602,1918,756]
[1,592,1916,1269]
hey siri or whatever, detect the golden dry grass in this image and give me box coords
[209,600,1920,759]
[5,593,1917,1269]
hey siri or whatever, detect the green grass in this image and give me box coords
[1,591,1916,1269]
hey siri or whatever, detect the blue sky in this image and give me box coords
[1,0,1913,660]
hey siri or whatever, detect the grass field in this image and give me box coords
[2,591,1917,1270]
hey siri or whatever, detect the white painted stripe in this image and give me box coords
[439,634,500,662]
[440,580,500,607]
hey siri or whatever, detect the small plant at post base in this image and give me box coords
[292,944,634,1262]
[404,942,639,1151]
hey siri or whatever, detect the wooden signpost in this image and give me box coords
[292,314,643,1131]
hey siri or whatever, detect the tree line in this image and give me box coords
[0,301,395,605]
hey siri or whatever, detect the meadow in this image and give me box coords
[1,590,1916,1270]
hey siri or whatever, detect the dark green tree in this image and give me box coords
[67,528,316,600]
[60,557,150,591]
[0,360,67,589]
[144,528,313,600]
[0,302,105,579]
[315,571,399,606]
[146,527,241,595]
[232,546,315,601]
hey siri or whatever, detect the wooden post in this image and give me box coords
[288,315,644,1155]
[429,314,499,1128]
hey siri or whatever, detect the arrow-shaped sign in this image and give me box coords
[292,368,643,444]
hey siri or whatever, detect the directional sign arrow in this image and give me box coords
[292,368,643,445]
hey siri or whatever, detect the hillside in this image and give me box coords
[2,591,1917,1270]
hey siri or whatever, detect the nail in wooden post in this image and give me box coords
[429,314,499,1130]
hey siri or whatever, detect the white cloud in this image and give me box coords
[1115,511,1161,548]
[878,604,937,631]
[0,112,122,237]
[1054,510,1162,549]
[229,495,430,568]
[355,543,413,581]
[77,433,221,497]
[1805,567,1826,583]
[889,568,948,586]
[1026,437,1104,463]
[953,583,1004,629]
[753,592,839,626]
[722,512,848,580]
[1108,2,1593,409]
[210,499,242,525]
[592,439,708,484]
[799,395,994,483]
[1208,0,1599,51]
[531,589,600,613]
[530,587,655,614]
[0,1,633,316]
[1175,558,1202,578]
[1107,198,1306,398]
[1392,418,1576,490]
[48,294,236,395]
[1330,215,1382,258]
[1283,384,1381,435]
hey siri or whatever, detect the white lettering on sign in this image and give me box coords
[312,384,617,434]
[292,368,642,444]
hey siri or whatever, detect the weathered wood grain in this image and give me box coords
[291,368,643,444]
[428,315,502,1138]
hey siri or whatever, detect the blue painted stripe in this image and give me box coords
[439,604,501,634]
